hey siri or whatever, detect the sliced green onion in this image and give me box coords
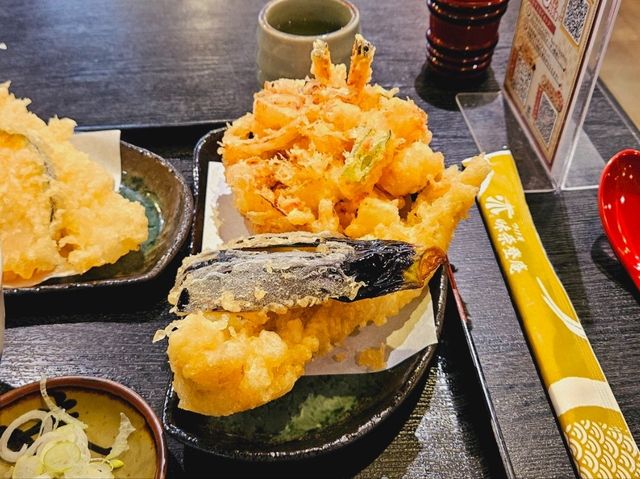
[39,377,87,430]
[106,413,135,460]
[0,410,48,462]
[42,440,81,474]
[2,379,133,479]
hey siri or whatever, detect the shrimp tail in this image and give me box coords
[347,34,375,95]
[310,39,333,85]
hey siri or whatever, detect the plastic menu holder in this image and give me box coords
[458,0,622,192]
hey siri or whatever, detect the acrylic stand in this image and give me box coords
[456,92,606,192]
[456,0,622,192]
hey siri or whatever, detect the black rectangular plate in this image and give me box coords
[124,122,513,476]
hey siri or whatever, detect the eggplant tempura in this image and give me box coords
[169,232,445,314]
[159,35,489,416]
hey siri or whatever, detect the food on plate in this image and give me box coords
[356,343,387,372]
[161,271,426,416]
[158,35,489,416]
[168,232,445,314]
[0,83,148,284]
[0,379,135,479]
[219,34,488,251]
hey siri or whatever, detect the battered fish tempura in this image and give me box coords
[162,36,489,416]
[0,83,148,283]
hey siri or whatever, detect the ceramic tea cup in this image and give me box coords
[256,0,360,84]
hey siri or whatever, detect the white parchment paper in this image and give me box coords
[70,130,122,189]
[202,162,438,375]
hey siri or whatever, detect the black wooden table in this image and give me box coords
[1,1,638,478]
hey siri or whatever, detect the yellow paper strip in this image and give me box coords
[477,150,640,478]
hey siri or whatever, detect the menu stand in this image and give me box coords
[457,0,622,192]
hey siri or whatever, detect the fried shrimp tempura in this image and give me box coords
[164,36,489,416]
[0,83,149,283]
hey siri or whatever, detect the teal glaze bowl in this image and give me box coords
[5,142,193,294]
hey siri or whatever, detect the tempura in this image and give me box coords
[163,36,489,416]
[0,83,149,283]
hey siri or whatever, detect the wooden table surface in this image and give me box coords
[1,1,638,478]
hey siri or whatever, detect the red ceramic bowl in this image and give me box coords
[598,149,640,291]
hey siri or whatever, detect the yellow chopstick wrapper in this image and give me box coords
[476,151,640,479]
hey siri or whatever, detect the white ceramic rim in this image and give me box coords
[258,0,360,42]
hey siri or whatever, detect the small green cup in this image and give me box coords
[257,0,360,84]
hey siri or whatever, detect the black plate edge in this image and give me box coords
[447,264,516,479]
[76,119,235,135]
[5,141,194,295]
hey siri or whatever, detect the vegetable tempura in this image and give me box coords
[161,35,489,416]
[0,83,148,284]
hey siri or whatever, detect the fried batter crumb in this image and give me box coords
[356,343,388,372]
[333,352,347,363]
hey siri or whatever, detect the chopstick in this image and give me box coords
[475,150,640,478]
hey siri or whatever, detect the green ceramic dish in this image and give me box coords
[5,142,193,294]
[162,127,448,461]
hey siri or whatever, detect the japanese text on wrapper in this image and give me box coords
[485,195,528,275]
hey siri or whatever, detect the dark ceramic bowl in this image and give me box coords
[0,376,167,479]
[164,268,447,461]
[162,127,448,461]
[5,142,193,294]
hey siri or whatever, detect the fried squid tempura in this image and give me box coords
[163,36,489,416]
